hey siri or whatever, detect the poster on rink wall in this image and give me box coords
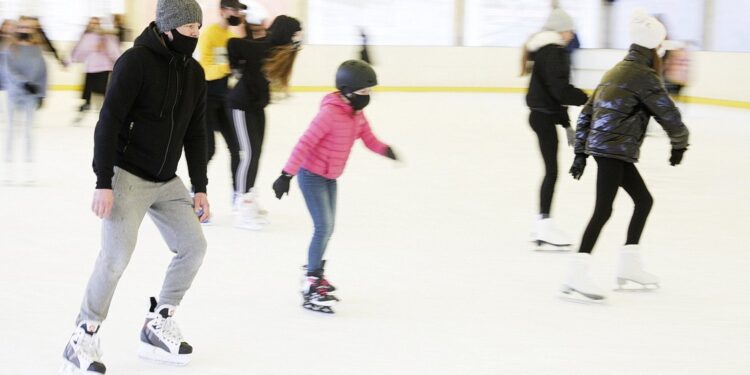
[307,0,455,46]
[0,0,125,41]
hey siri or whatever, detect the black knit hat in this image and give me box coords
[267,15,301,46]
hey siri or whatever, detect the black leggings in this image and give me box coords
[529,111,559,215]
[206,96,241,190]
[578,157,654,254]
[231,107,266,194]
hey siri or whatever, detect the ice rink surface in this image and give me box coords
[1,90,749,374]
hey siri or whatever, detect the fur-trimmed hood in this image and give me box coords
[525,31,565,53]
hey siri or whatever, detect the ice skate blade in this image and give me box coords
[614,278,660,292]
[303,302,335,314]
[559,286,606,304]
[137,342,190,366]
[532,240,572,252]
[59,360,103,375]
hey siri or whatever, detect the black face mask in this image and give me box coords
[345,93,370,111]
[16,32,32,41]
[227,15,242,27]
[166,28,198,56]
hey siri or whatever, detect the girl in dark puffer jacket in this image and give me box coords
[562,10,689,302]
[522,8,588,251]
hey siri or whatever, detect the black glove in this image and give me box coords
[272,172,293,199]
[569,154,587,180]
[384,146,398,161]
[670,148,686,166]
[37,97,44,109]
[24,82,39,95]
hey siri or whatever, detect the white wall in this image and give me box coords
[45,43,749,104]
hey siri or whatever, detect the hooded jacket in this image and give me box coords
[525,31,588,122]
[283,92,388,179]
[574,44,689,162]
[227,38,271,110]
[93,23,208,192]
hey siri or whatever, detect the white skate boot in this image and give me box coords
[560,253,606,302]
[615,245,660,291]
[532,215,573,251]
[138,297,192,366]
[234,190,268,230]
[60,321,106,374]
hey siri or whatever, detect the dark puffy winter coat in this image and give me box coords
[575,44,689,162]
[93,23,208,192]
[525,31,588,125]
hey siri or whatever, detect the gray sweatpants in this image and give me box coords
[77,167,207,324]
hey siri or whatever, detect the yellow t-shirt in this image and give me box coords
[198,24,237,81]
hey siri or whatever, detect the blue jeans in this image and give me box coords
[298,168,337,275]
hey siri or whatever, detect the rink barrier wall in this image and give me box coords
[47,84,750,109]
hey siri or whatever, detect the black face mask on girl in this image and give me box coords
[16,32,32,41]
[345,93,370,111]
[227,15,242,26]
[166,28,198,56]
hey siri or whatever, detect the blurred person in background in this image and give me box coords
[521,8,588,251]
[227,15,301,230]
[2,16,47,184]
[23,16,67,67]
[70,16,121,118]
[243,0,268,41]
[564,10,689,302]
[0,19,17,122]
[197,0,245,219]
[113,14,129,44]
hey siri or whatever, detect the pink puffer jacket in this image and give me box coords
[284,92,388,179]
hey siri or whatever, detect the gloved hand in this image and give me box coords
[669,148,687,166]
[24,82,39,95]
[565,127,576,147]
[384,146,398,161]
[569,154,587,180]
[272,172,293,199]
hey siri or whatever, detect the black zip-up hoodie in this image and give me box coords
[93,23,208,192]
[227,38,271,111]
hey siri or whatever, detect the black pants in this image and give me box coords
[529,111,560,215]
[231,107,266,194]
[82,71,110,107]
[206,95,240,191]
[578,157,654,254]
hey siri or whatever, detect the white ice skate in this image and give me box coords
[234,190,268,230]
[532,216,573,251]
[302,276,339,314]
[560,253,606,303]
[60,322,106,374]
[138,297,192,366]
[614,245,660,291]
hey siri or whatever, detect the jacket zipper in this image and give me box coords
[123,122,134,152]
[157,61,179,176]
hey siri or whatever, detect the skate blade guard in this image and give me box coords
[137,342,191,366]
[559,286,607,304]
[532,240,572,252]
[614,278,660,292]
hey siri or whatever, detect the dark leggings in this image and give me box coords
[206,96,241,190]
[231,107,266,194]
[529,111,559,215]
[578,157,654,254]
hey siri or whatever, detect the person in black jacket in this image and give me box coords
[562,10,689,302]
[227,15,301,230]
[61,1,209,372]
[522,8,588,251]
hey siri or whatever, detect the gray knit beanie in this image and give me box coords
[542,8,575,32]
[156,0,203,33]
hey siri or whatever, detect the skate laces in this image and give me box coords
[73,327,103,362]
[151,315,184,345]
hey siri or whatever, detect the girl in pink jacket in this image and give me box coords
[273,60,397,314]
[70,17,121,114]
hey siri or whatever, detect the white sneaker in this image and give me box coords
[532,215,573,251]
[615,245,660,290]
[561,253,606,302]
[234,191,268,230]
[60,322,106,374]
[138,297,192,366]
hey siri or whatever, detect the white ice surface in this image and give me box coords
[1,91,749,374]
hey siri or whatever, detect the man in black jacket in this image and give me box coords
[62,0,209,372]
